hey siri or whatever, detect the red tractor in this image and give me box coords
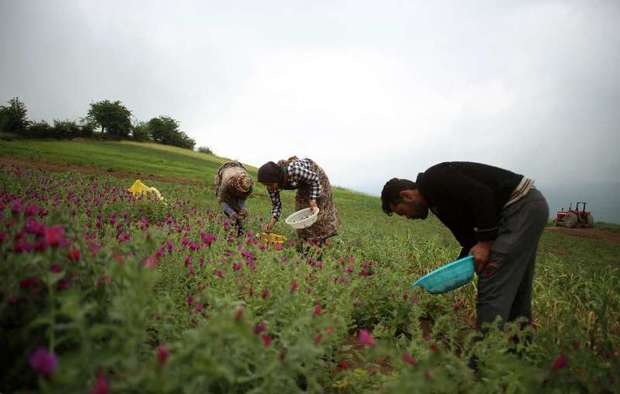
[555,201,594,228]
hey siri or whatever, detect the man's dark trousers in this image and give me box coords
[476,188,549,327]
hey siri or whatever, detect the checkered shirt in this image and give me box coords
[267,158,321,220]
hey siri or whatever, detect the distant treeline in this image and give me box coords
[0,97,209,152]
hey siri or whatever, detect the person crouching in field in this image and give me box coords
[215,161,253,236]
[381,162,549,331]
[257,156,339,246]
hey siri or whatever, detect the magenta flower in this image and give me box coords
[358,330,375,347]
[254,321,267,335]
[290,280,299,293]
[313,304,322,316]
[91,372,109,394]
[261,335,272,347]
[10,199,22,215]
[50,264,62,273]
[261,289,270,299]
[402,352,417,366]
[200,232,216,247]
[87,241,101,256]
[157,345,170,365]
[232,262,242,271]
[0,231,6,243]
[20,276,41,289]
[45,226,66,248]
[29,347,58,376]
[67,247,81,262]
[142,255,157,269]
[551,354,568,370]
[53,277,70,290]
[25,218,46,236]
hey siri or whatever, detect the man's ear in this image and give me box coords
[399,189,415,201]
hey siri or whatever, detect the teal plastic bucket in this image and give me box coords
[412,255,475,294]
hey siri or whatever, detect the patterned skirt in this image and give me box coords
[293,160,340,241]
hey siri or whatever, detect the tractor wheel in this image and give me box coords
[559,212,578,228]
[585,213,594,228]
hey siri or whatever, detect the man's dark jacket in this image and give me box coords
[416,162,524,258]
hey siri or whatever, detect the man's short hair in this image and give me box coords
[381,178,417,215]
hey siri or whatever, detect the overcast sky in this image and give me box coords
[1,0,619,195]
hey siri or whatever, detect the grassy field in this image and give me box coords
[1,139,619,393]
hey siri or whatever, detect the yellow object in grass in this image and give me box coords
[259,232,287,245]
[127,179,164,201]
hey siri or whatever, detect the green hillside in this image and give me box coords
[1,139,619,393]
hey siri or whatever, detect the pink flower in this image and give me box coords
[157,345,170,365]
[0,231,6,243]
[290,280,299,293]
[45,226,66,247]
[143,255,158,269]
[261,289,270,299]
[313,304,322,316]
[358,329,375,347]
[232,262,242,271]
[261,335,272,347]
[91,372,109,394]
[214,270,224,278]
[186,295,194,306]
[402,352,417,366]
[88,241,101,256]
[50,264,62,273]
[551,354,568,370]
[314,334,323,345]
[29,347,58,376]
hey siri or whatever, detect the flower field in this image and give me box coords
[1,141,619,393]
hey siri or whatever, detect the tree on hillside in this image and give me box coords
[86,100,132,137]
[147,116,195,149]
[0,97,30,133]
[132,121,151,142]
[147,116,178,144]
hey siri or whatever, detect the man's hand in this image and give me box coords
[309,199,319,214]
[470,241,493,273]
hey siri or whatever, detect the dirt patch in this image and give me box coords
[545,226,620,244]
[0,155,209,187]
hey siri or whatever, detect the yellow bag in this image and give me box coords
[128,180,164,201]
[259,232,287,246]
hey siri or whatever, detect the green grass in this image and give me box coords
[0,139,230,181]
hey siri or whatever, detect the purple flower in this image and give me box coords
[29,347,58,376]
